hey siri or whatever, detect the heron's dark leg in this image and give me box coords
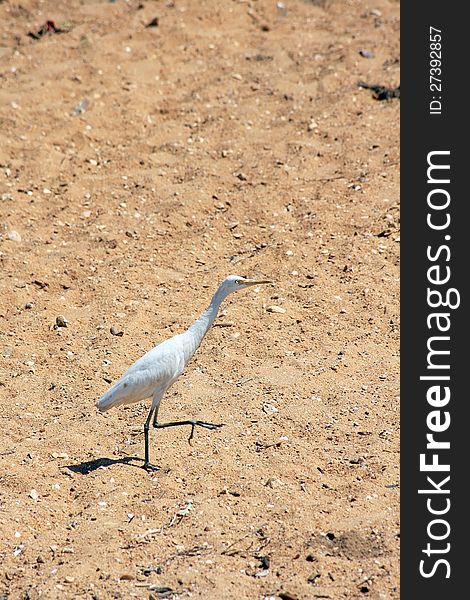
[153,419,224,445]
[143,405,159,471]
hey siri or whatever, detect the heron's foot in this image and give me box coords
[142,461,160,472]
[187,420,224,444]
[154,419,224,444]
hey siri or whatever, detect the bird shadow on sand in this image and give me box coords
[65,455,143,475]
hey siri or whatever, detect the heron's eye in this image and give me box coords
[235,279,243,285]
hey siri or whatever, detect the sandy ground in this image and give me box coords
[0,0,400,598]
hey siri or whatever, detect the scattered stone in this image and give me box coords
[263,403,278,415]
[25,302,33,309]
[177,500,193,517]
[110,326,124,337]
[359,49,375,58]
[276,2,287,16]
[51,452,69,460]
[213,321,234,328]
[119,573,134,581]
[29,489,40,501]
[141,565,162,576]
[64,576,75,583]
[265,477,284,488]
[146,17,159,28]
[255,440,282,452]
[27,20,68,40]
[358,81,400,100]
[308,572,321,584]
[148,586,173,595]
[56,315,68,328]
[306,554,317,562]
[279,592,299,600]
[7,230,21,242]
[266,305,286,314]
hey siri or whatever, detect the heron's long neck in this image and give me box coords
[183,286,229,359]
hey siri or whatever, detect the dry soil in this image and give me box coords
[0,0,400,598]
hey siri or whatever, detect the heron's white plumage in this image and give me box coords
[96,275,270,417]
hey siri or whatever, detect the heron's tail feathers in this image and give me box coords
[96,380,129,412]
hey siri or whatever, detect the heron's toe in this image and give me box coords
[142,462,160,472]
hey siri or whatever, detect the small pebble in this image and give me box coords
[73,98,89,115]
[263,403,279,415]
[279,592,299,600]
[265,477,284,488]
[7,230,21,242]
[266,305,286,314]
[56,315,68,328]
[29,489,39,501]
[110,326,123,337]
[51,452,69,460]
[177,501,193,517]
[64,576,75,584]
[145,17,159,28]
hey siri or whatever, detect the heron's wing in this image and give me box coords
[96,339,185,412]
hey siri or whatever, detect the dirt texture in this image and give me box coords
[0,0,400,598]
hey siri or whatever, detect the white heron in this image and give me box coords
[96,275,271,470]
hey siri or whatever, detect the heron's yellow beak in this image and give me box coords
[243,279,271,286]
